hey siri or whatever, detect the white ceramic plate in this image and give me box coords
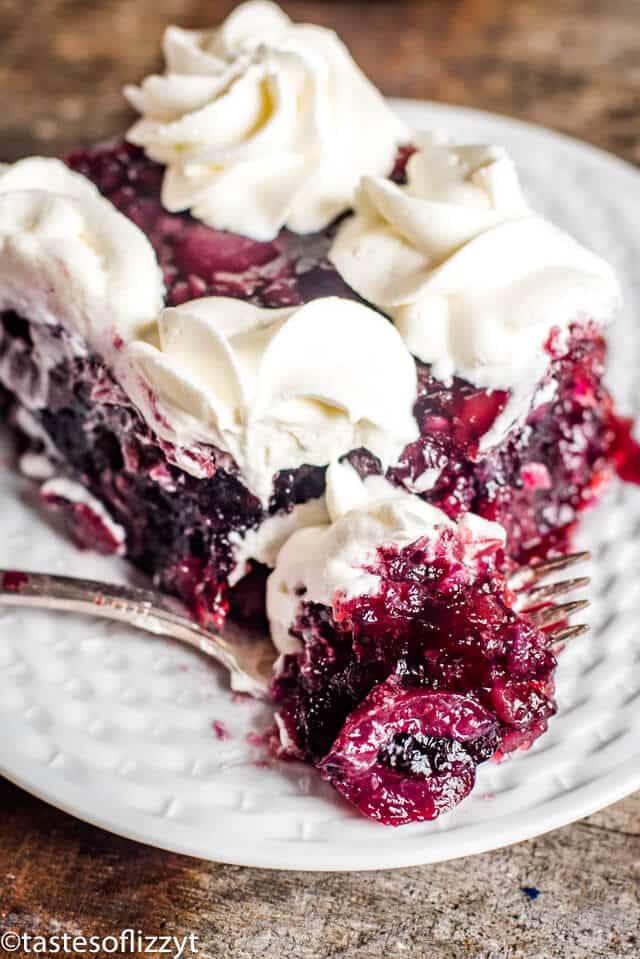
[1,101,639,871]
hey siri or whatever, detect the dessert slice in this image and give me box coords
[0,2,623,631]
[269,463,556,824]
[0,133,621,628]
[0,4,626,618]
[0,0,632,826]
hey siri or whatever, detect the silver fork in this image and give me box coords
[0,552,591,700]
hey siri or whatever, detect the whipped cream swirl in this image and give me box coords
[124,0,408,240]
[0,158,165,356]
[122,296,419,503]
[267,461,506,654]
[331,138,620,408]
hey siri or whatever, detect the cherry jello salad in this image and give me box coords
[0,1,636,824]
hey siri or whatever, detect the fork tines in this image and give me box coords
[527,599,590,629]
[512,551,592,646]
[518,550,591,583]
[549,623,591,643]
[525,576,591,603]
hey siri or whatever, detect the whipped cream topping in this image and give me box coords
[121,296,419,503]
[229,495,329,586]
[267,461,506,654]
[124,0,408,240]
[0,158,165,356]
[331,137,620,425]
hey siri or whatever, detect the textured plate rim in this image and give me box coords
[2,750,640,872]
[2,98,640,871]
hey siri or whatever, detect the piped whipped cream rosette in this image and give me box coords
[330,137,620,441]
[124,0,408,240]
[120,297,420,503]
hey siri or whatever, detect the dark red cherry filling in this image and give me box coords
[41,486,124,556]
[272,533,556,824]
[386,324,618,562]
[319,683,498,825]
[66,141,358,310]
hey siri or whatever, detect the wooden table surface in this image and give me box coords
[0,1,639,956]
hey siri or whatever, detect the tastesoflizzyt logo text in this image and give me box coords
[0,928,199,956]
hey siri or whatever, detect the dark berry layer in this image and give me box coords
[0,311,271,624]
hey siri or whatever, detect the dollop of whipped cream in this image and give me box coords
[124,0,408,241]
[121,296,419,503]
[331,137,620,401]
[267,461,506,654]
[0,158,165,355]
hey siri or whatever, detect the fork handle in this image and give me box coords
[0,569,272,699]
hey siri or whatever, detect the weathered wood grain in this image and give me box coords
[0,780,638,958]
[1,0,640,165]
[0,2,639,956]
